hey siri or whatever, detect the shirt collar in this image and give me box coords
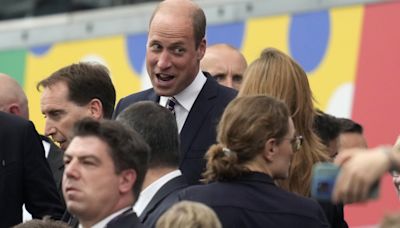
[160,70,207,111]
[134,170,182,216]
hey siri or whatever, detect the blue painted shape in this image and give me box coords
[289,10,330,72]
[206,22,245,49]
[126,33,148,74]
[30,44,52,56]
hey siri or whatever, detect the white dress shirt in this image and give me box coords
[159,70,207,132]
[133,170,182,216]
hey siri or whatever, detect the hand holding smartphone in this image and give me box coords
[311,162,380,202]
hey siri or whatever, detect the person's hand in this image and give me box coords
[332,147,390,204]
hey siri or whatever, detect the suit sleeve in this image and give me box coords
[23,121,65,219]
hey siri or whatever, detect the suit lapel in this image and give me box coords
[148,89,159,102]
[179,76,218,157]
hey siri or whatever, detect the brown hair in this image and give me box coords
[37,62,116,119]
[202,95,290,183]
[156,201,221,228]
[239,48,329,196]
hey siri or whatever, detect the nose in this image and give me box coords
[157,51,172,70]
[44,119,56,137]
[64,158,80,180]
[223,75,233,88]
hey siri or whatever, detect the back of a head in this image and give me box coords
[72,118,150,201]
[116,101,180,169]
[37,62,116,119]
[156,201,222,228]
[238,47,329,196]
[0,73,29,119]
[12,217,69,228]
[202,95,289,183]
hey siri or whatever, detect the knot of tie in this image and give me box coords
[166,97,177,116]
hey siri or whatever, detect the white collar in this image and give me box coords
[134,170,182,216]
[159,70,207,111]
[79,206,131,228]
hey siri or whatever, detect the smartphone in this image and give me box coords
[311,162,380,201]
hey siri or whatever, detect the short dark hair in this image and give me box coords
[72,118,149,201]
[338,118,364,134]
[116,101,180,169]
[37,62,116,119]
[313,110,341,146]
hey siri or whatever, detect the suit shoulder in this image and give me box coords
[120,88,155,103]
[114,88,156,118]
[0,111,33,131]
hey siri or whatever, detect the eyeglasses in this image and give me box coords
[284,135,303,151]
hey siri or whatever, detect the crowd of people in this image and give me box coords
[1,0,399,227]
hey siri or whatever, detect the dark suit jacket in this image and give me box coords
[106,209,143,228]
[113,74,237,184]
[140,175,188,228]
[0,112,64,227]
[179,172,330,228]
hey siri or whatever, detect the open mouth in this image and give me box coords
[156,73,174,81]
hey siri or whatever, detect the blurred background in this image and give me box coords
[0,0,399,227]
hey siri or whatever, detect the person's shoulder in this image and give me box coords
[0,111,31,129]
[121,88,156,102]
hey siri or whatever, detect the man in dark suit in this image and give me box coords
[63,119,149,228]
[0,73,65,206]
[0,111,64,227]
[113,0,237,185]
[117,101,188,227]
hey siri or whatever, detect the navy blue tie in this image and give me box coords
[166,97,177,116]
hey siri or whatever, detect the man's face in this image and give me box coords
[146,12,206,96]
[40,81,92,150]
[62,136,122,223]
[338,132,368,151]
[201,49,247,90]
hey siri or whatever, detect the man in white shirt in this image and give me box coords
[117,101,188,227]
[63,118,149,228]
[113,0,237,185]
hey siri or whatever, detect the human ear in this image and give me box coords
[119,169,137,194]
[88,98,103,120]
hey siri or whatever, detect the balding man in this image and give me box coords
[0,73,29,118]
[0,74,64,227]
[201,44,247,90]
[0,73,64,196]
[113,0,237,185]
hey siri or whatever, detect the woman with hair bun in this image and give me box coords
[179,95,329,228]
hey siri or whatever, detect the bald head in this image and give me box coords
[150,0,206,48]
[201,44,247,90]
[0,73,29,119]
